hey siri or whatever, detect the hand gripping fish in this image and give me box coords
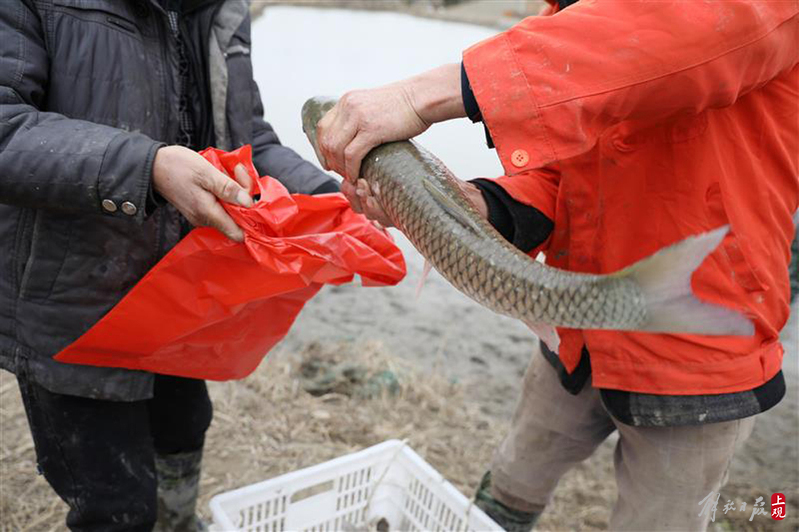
[302,97,753,350]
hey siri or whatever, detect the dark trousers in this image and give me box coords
[17,374,213,532]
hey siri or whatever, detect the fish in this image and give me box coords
[302,96,754,349]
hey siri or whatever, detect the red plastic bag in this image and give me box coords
[55,146,406,380]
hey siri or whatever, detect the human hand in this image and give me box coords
[152,146,253,242]
[316,85,429,183]
[341,179,393,227]
[316,63,465,182]
[458,180,489,220]
[343,178,488,227]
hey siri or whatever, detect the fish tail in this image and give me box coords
[619,226,754,336]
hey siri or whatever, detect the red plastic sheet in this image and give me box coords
[55,146,406,380]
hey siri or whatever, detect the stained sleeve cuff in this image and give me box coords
[483,167,560,223]
[98,133,164,221]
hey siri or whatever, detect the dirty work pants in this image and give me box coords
[491,346,755,531]
[17,373,212,532]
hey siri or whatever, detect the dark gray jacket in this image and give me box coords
[0,0,336,400]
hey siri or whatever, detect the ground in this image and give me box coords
[2,241,796,530]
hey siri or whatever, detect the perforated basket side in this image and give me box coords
[209,440,503,532]
[368,447,502,532]
[209,441,408,531]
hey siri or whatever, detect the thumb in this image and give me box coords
[233,164,253,195]
[203,166,253,208]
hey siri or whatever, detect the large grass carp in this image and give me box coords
[302,97,753,348]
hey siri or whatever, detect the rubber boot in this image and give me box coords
[474,471,541,532]
[153,449,209,532]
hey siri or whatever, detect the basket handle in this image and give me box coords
[290,479,335,503]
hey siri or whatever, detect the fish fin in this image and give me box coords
[415,260,433,300]
[422,178,482,233]
[618,225,754,336]
[525,321,560,353]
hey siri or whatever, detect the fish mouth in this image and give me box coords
[302,97,340,170]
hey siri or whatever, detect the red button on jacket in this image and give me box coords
[511,149,530,167]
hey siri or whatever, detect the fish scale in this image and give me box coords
[302,97,754,340]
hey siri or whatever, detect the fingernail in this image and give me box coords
[236,190,253,208]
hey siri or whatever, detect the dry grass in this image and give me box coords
[2,340,791,531]
[196,340,509,523]
[0,341,617,531]
[201,340,622,531]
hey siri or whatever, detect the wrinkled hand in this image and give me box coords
[344,178,488,228]
[317,84,429,182]
[152,146,253,242]
[316,63,465,182]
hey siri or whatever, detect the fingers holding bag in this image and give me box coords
[152,146,253,242]
[55,145,407,380]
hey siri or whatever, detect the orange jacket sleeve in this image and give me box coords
[481,165,561,255]
[463,1,799,176]
[483,166,560,223]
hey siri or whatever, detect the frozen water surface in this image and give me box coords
[251,5,502,184]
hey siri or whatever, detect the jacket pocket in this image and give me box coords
[612,112,710,151]
[19,212,72,302]
[52,0,142,37]
[46,0,162,138]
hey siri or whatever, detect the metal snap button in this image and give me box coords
[102,199,118,213]
[121,202,138,216]
[511,149,529,168]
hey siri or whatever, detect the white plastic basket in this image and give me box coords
[209,439,503,532]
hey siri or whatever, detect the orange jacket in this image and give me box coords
[463,1,799,395]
